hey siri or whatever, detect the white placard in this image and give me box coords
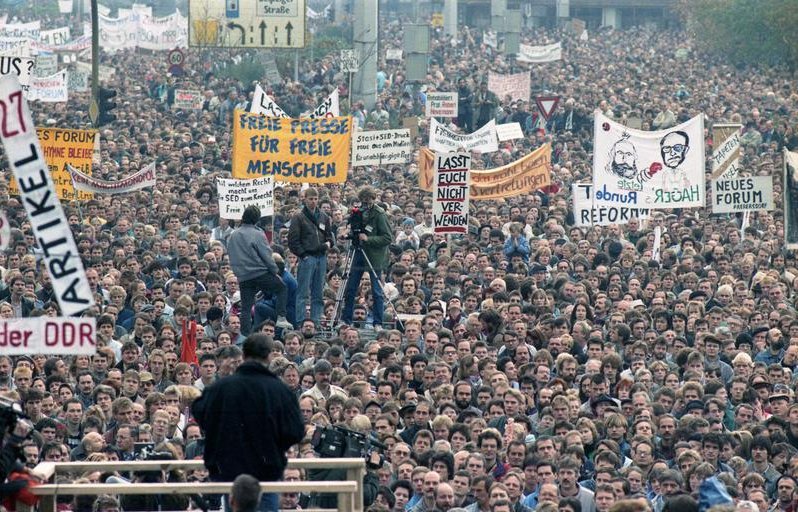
[429,118,498,154]
[27,69,68,102]
[572,183,650,227]
[385,48,403,61]
[592,111,705,210]
[425,92,458,118]
[0,56,34,86]
[433,152,470,235]
[0,317,96,355]
[340,49,359,72]
[352,129,412,166]
[487,72,530,103]
[33,53,57,77]
[67,68,89,92]
[0,75,94,315]
[712,176,774,214]
[0,38,33,57]
[218,176,274,219]
[174,89,204,110]
[39,27,71,46]
[516,42,562,63]
[496,123,524,141]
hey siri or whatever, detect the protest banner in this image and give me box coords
[27,69,68,102]
[10,127,96,200]
[304,89,340,119]
[0,317,96,356]
[785,150,798,248]
[516,42,562,63]
[0,21,40,41]
[232,110,352,184]
[419,144,551,200]
[39,27,70,46]
[0,76,95,315]
[710,124,742,179]
[386,48,403,61]
[0,210,9,252]
[217,176,274,219]
[352,128,412,166]
[572,183,650,226]
[712,176,773,214]
[429,118,498,154]
[425,92,458,118]
[0,37,33,57]
[67,68,89,92]
[137,12,187,51]
[173,89,203,110]
[251,83,289,118]
[433,152,470,234]
[340,49,359,73]
[33,53,57,77]
[0,56,34,86]
[487,72,531,103]
[67,163,155,194]
[495,123,524,141]
[593,111,705,210]
[483,31,498,48]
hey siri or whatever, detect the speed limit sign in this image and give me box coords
[168,48,185,67]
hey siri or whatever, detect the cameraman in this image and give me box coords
[307,415,380,509]
[341,186,392,328]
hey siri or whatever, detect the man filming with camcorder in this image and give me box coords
[341,186,392,329]
[307,415,381,509]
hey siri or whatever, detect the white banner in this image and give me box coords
[0,37,33,57]
[483,31,498,49]
[429,118,498,154]
[174,89,203,110]
[711,124,742,180]
[0,75,94,315]
[496,123,524,141]
[39,27,70,46]
[0,21,40,41]
[67,163,156,194]
[0,56,34,86]
[27,69,68,102]
[0,210,9,252]
[592,111,705,210]
[304,89,340,119]
[712,176,774,214]
[218,176,274,219]
[487,72,531,103]
[251,83,289,118]
[516,42,562,63]
[433,152,471,235]
[425,92,458,118]
[0,317,96,355]
[137,12,188,51]
[340,49,359,72]
[786,150,798,248]
[33,53,57,77]
[386,48,403,61]
[352,129,412,166]
[572,183,650,226]
[67,68,89,92]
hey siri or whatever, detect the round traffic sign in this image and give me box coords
[168,48,184,66]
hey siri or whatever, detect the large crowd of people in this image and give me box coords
[1,3,798,512]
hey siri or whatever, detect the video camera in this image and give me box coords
[311,424,385,462]
[0,396,30,437]
[347,206,366,245]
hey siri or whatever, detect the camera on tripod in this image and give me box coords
[0,396,31,437]
[311,424,385,467]
[347,207,366,245]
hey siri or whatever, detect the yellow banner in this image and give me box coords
[9,128,96,201]
[232,109,351,184]
[419,144,551,199]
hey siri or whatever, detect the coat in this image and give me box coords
[227,224,279,282]
[287,206,334,258]
[191,360,304,482]
[357,204,392,271]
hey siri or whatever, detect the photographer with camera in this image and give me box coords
[0,399,36,501]
[307,415,380,509]
[341,186,392,329]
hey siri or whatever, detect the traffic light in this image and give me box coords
[98,87,117,126]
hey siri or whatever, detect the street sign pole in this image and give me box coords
[90,0,99,127]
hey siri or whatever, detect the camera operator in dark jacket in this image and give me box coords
[192,334,304,512]
[341,186,392,328]
[287,187,334,328]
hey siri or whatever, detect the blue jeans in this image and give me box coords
[341,249,384,327]
[239,272,286,335]
[295,254,327,327]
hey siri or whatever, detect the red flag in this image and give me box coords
[180,319,198,365]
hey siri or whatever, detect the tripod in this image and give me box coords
[329,240,404,332]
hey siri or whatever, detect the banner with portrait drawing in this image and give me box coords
[592,112,705,211]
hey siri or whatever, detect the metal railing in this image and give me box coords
[27,458,366,512]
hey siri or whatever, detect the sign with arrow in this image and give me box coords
[535,96,560,121]
[189,0,306,49]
